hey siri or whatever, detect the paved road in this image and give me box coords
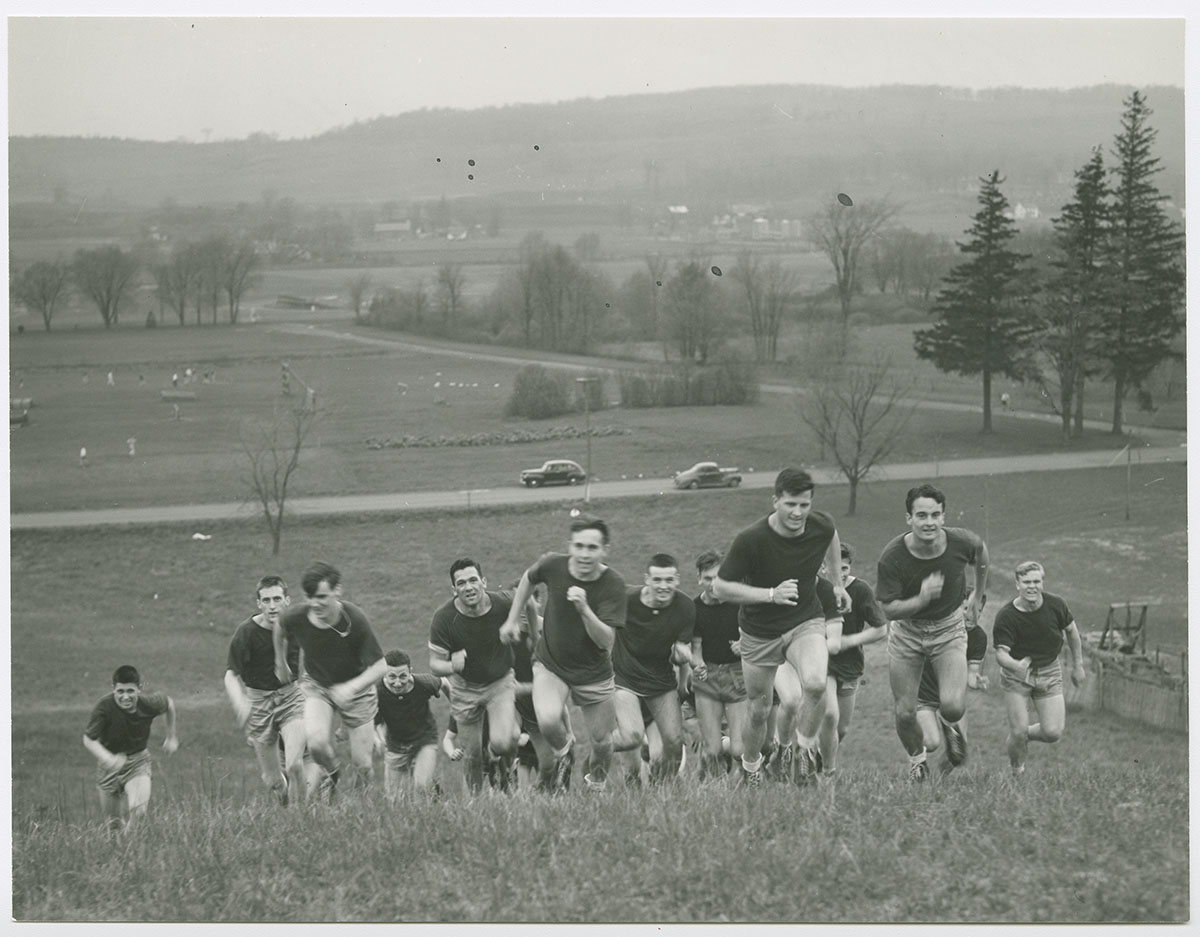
[11,444,1185,530]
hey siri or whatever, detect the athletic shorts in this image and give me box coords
[738,616,826,668]
[692,660,748,703]
[889,611,966,671]
[833,675,861,698]
[532,660,614,707]
[96,748,152,795]
[384,737,438,775]
[300,676,378,729]
[244,683,306,745]
[517,734,540,769]
[448,671,516,725]
[1001,660,1064,700]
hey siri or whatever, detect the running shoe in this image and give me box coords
[741,764,763,789]
[552,747,575,793]
[939,714,968,767]
[274,771,289,807]
[909,759,930,783]
[795,745,820,785]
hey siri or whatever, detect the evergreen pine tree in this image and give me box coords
[914,170,1037,433]
[1099,90,1185,435]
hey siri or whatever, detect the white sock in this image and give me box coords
[909,748,927,765]
[796,735,816,751]
[742,754,764,773]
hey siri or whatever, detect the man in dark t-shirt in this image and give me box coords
[875,484,989,782]
[375,649,447,796]
[713,468,850,788]
[224,574,307,805]
[276,561,387,796]
[610,553,696,783]
[501,515,627,792]
[82,664,178,830]
[993,560,1086,776]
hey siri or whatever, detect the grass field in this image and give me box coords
[10,464,1188,921]
[8,316,1175,514]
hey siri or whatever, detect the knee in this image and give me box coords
[922,730,942,752]
[894,700,917,723]
[1042,725,1063,743]
[940,699,966,722]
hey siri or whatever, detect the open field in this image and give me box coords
[9,465,1189,921]
[9,317,1178,514]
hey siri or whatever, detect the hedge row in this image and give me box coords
[365,424,630,450]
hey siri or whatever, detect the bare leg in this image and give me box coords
[1004,691,1031,772]
[818,678,840,771]
[412,744,439,794]
[124,775,152,830]
[456,717,487,793]
[579,697,618,785]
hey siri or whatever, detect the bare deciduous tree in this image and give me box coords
[730,250,799,363]
[241,404,319,555]
[799,356,914,514]
[347,271,373,323]
[73,246,139,328]
[435,262,465,333]
[11,260,71,331]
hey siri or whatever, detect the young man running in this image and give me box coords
[82,664,179,831]
[915,610,989,777]
[713,467,851,788]
[610,553,696,783]
[500,515,627,793]
[876,484,989,782]
[993,561,1086,775]
[224,575,307,805]
[375,649,448,796]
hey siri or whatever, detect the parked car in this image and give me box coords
[520,459,587,488]
[672,461,742,490]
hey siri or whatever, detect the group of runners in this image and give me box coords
[82,468,1088,826]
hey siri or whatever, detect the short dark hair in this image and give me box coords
[905,484,946,515]
[774,467,815,498]
[840,542,854,563]
[384,649,411,668]
[301,561,340,598]
[647,553,678,572]
[112,664,141,686]
[449,558,482,584]
[255,575,288,600]
[569,514,610,544]
[695,549,722,573]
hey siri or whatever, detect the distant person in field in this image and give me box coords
[914,596,989,778]
[428,558,522,794]
[223,575,307,805]
[374,650,448,797]
[993,561,1086,776]
[499,515,628,793]
[609,553,696,784]
[690,550,748,780]
[276,561,387,796]
[82,664,179,831]
[713,467,851,789]
[876,483,989,782]
[818,543,888,780]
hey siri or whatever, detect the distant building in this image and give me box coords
[374,221,412,238]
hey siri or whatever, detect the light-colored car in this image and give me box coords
[672,461,742,490]
[520,459,587,488]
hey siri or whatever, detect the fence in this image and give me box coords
[1066,640,1187,734]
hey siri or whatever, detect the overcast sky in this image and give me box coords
[4,9,1190,143]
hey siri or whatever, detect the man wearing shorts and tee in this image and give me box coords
[429,558,521,794]
[713,467,850,788]
[690,550,748,780]
[374,650,447,795]
[876,484,989,782]
[500,515,627,793]
[993,561,1086,776]
[610,553,696,784]
[277,561,387,795]
[224,575,307,805]
[82,664,178,831]
[916,615,988,777]
[820,544,888,779]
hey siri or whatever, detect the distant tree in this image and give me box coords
[1036,149,1111,439]
[347,271,373,323]
[729,250,798,363]
[1097,91,1186,435]
[240,403,319,556]
[663,258,725,365]
[220,238,259,324]
[914,170,1037,433]
[195,237,226,325]
[799,355,914,515]
[513,232,548,345]
[11,260,71,331]
[808,196,897,350]
[644,253,670,361]
[436,262,466,333]
[158,242,200,326]
[73,246,139,329]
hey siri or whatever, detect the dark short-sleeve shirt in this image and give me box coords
[718,511,837,639]
[85,692,170,755]
[693,593,742,665]
[227,616,300,691]
[375,674,442,749]
[280,601,384,687]
[530,554,627,685]
[992,593,1075,667]
[613,589,695,696]
[875,527,983,621]
[428,591,515,687]
[828,577,887,683]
